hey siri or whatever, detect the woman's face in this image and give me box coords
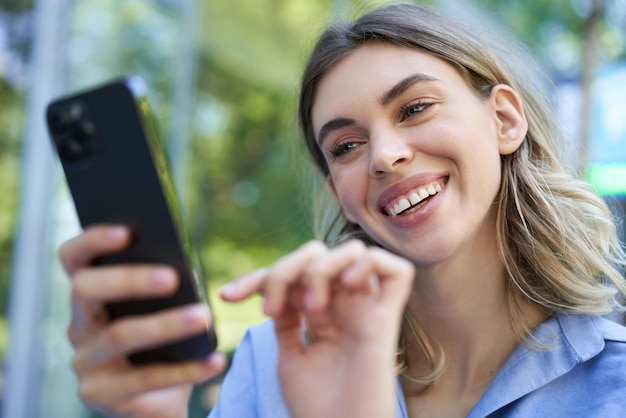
[312,43,518,267]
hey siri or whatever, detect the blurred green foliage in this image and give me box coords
[479,0,626,76]
[187,0,337,348]
[0,3,31,361]
[0,79,21,317]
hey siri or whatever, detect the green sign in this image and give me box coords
[585,162,626,196]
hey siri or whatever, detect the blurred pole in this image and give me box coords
[169,1,204,416]
[168,0,201,204]
[2,0,69,417]
[579,0,603,173]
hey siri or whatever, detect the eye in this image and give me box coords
[329,141,359,157]
[400,101,431,121]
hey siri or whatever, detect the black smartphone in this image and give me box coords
[46,76,218,365]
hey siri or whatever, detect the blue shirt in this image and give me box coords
[208,314,626,417]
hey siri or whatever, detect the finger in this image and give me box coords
[340,254,380,294]
[68,266,179,348]
[59,225,131,276]
[68,266,178,348]
[67,300,109,347]
[73,304,211,374]
[263,240,327,316]
[79,352,228,409]
[219,268,268,302]
[368,247,415,306]
[273,301,306,357]
[72,265,178,303]
[303,240,369,312]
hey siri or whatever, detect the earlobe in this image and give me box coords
[326,176,358,224]
[490,84,528,155]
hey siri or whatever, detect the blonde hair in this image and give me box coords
[298,2,626,384]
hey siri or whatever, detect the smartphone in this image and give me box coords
[46,76,218,365]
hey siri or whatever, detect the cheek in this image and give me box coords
[331,172,369,224]
[456,138,504,209]
[436,113,501,167]
[428,116,503,202]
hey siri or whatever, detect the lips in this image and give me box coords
[379,176,448,217]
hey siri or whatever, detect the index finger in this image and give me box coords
[365,247,415,306]
[58,225,131,276]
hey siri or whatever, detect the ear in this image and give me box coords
[489,84,528,155]
[326,176,357,224]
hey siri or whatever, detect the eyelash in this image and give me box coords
[399,101,432,121]
[328,101,432,158]
[329,140,359,158]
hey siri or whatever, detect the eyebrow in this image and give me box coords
[316,73,440,145]
[379,73,440,106]
[317,117,356,146]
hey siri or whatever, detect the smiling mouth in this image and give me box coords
[384,179,447,217]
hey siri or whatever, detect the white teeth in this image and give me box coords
[398,198,411,211]
[385,181,446,217]
[394,198,411,215]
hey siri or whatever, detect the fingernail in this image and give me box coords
[263,298,272,316]
[107,226,127,241]
[341,266,355,284]
[182,305,206,325]
[152,267,175,289]
[220,281,237,296]
[202,352,227,370]
[305,292,316,311]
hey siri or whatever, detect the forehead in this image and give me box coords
[312,42,467,131]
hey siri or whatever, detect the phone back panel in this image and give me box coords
[46,78,217,364]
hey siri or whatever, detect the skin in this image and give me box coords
[309,43,543,417]
[61,43,544,418]
[60,226,227,418]
[222,240,414,418]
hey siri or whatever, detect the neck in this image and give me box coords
[401,231,547,401]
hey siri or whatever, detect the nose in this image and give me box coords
[368,129,413,177]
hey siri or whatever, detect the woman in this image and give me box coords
[61,2,626,417]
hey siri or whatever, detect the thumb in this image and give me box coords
[273,303,306,357]
[369,247,414,309]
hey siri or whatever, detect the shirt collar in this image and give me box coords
[394,315,610,418]
[467,314,605,417]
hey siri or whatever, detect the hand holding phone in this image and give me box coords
[47,76,218,365]
[58,225,227,416]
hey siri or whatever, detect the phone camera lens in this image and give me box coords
[57,117,96,163]
[60,137,84,158]
[50,103,84,135]
[76,119,95,139]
